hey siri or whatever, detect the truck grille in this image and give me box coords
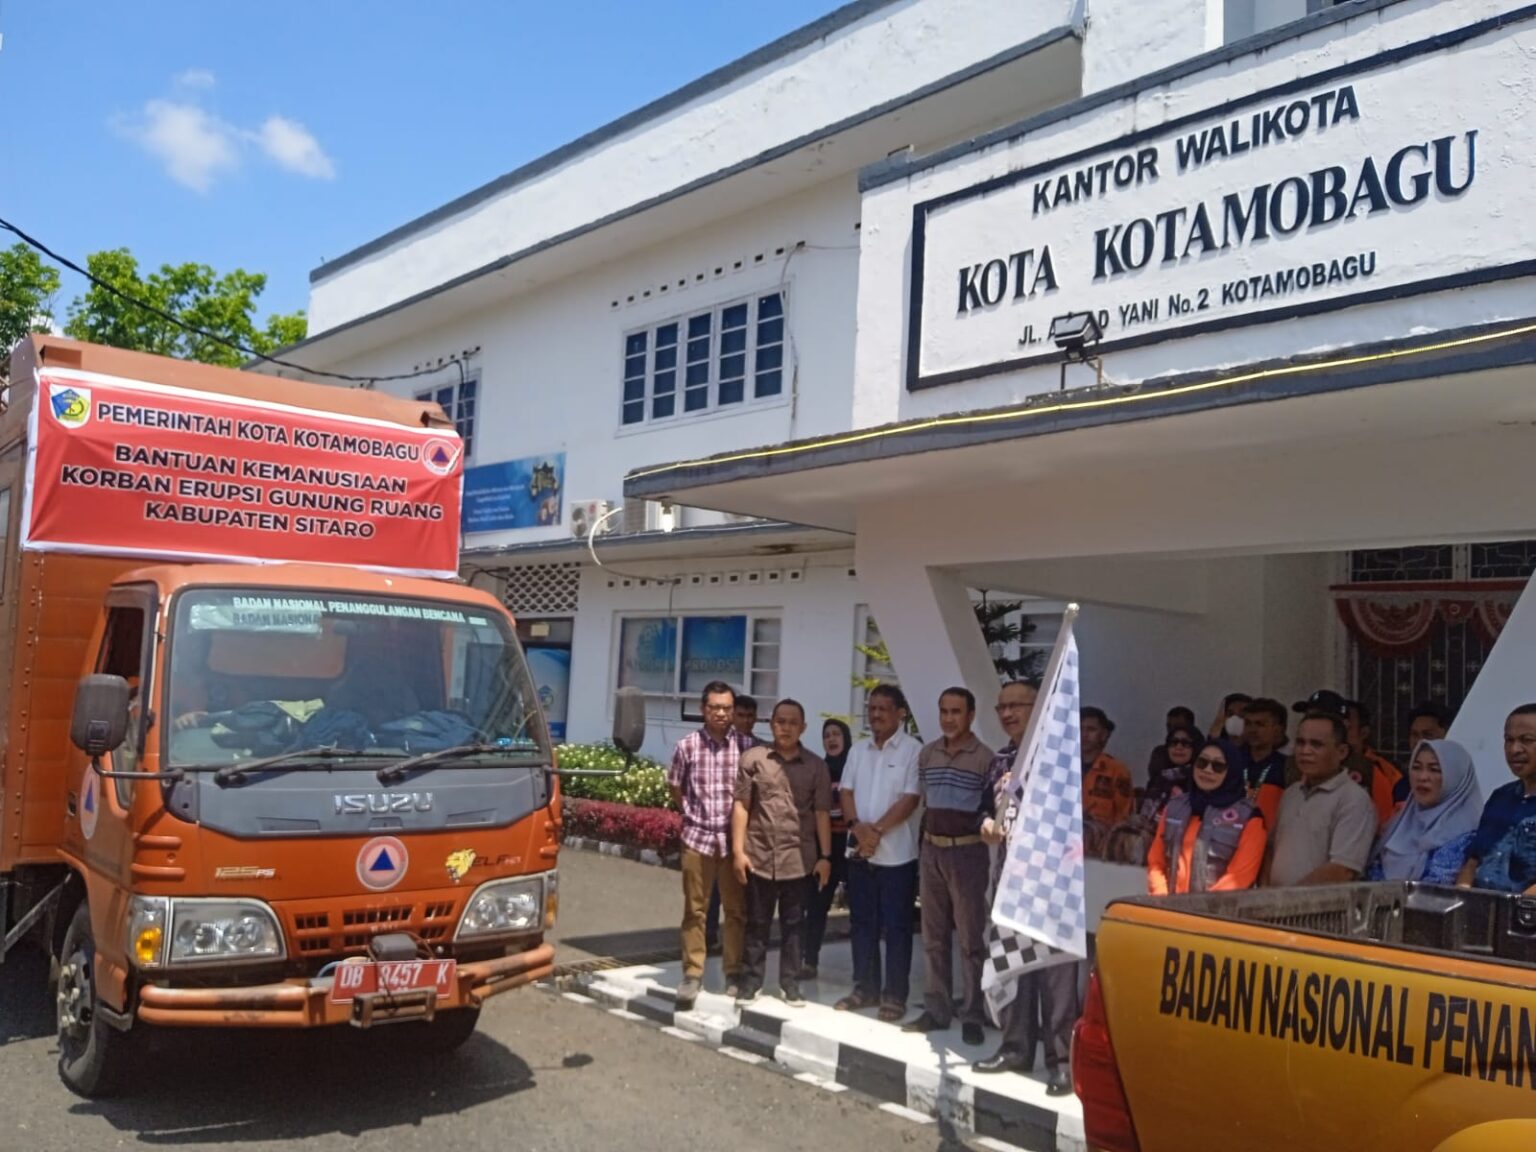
[285,899,460,959]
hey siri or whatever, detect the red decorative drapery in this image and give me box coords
[1331,580,1527,658]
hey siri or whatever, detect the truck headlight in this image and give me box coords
[456,874,550,940]
[167,899,284,965]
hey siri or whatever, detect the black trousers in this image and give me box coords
[742,873,807,992]
[802,833,847,967]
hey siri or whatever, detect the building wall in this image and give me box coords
[306,0,1079,333]
[562,550,862,760]
[308,176,863,551]
[853,0,1525,429]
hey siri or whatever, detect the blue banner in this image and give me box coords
[462,453,565,533]
[526,647,571,743]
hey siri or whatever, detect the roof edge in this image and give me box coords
[624,317,1536,499]
[859,0,1421,192]
[310,0,907,284]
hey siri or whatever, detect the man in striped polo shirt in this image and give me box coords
[902,686,995,1046]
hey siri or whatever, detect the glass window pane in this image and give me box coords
[751,644,779,671]
[623,378,645,402]
[687,314,711,339]
[759,293,783,318]
[753,618,782,643]
[622,400,645,425]
[680,616,746,695]
[626,332,648,356]
[754,369,782,398]
[720,353,746,381]
[656,323,678,347]
[685,387,709,412]
[618,617,677,692]
[721,327,747,355]
[655,345,677,371]
[756,345,783,372]
[750,671,779,699]
[718,379,744,406]
[756,317,783,345]
[435,387,454,410]
[686,361,710,387]
[653,369,676,395]
[461,377,478,403]
[625,354,647,379]
[722,303,748,329]
[652,394,675,419]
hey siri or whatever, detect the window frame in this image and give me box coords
[97,584,159,808]
[618,291,789,430]
[613,611,782,717]
[415,373,480,462]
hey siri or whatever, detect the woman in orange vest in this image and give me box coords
[1147,739,1267,895]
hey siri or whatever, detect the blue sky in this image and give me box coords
[0,0,847,325]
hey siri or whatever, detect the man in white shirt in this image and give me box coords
[834,684,922,1023]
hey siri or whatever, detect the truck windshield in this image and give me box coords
[163,588,551,770]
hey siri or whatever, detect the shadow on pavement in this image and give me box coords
[557,925,678,962]
[68,1025,582,1145]
[1,947,56,1045]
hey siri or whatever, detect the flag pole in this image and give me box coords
[1007,601,1080,795]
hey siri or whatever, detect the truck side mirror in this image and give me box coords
[612,687,646,755]
[69,674,132,759]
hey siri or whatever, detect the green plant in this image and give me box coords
[555,742,674,809]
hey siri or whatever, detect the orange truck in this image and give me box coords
[1074,883,1536,1151]
[0,336,612,1096]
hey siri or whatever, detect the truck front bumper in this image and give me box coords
[135,942,555,1028]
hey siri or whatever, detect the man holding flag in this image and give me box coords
[976,607,1086,1095]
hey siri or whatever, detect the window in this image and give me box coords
[616,613,781,704]
[97,600,152,807]
[620,293,786,426]
[416,375,479,459]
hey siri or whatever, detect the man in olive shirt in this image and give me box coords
[1264,712,1377,887]
[903,687,994,1046]
[732,699,832,1007]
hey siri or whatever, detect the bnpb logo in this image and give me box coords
[49,385,92,429]
[421,437,462,476]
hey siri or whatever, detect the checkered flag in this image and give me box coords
[981,607,1086,1022]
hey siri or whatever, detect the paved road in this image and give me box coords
[2,853,934,1152]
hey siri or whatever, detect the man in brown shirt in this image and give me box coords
[903,687,995,1046]
[732,698,832,1007]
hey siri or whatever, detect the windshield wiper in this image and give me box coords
[376,741,539,784]
[212,746,388,785]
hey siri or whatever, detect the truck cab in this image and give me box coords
[0,336,565,1097]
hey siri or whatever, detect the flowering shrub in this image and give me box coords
[556,743,674,810]
[563,797,682,856]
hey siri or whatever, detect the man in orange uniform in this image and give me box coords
[1081,707,1133,829]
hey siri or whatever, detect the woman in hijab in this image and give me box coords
[1367,739,1482,884]
[1147,738,1267,894]
[1138,723,1202,822]
[800,718,853,979]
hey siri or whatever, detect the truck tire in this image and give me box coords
[415,1006,481,1053]
[56,903,142,1098]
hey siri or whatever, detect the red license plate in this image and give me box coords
[329,959,457,1003]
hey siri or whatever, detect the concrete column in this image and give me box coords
[1450,578,1536,800]
[853,541,1003,747]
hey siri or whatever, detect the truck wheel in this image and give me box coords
[56,903,141,1097]
[416,1006,481,1053]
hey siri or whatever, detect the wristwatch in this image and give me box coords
[817,855,831,863]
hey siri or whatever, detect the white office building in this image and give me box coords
[278,0,1536,801]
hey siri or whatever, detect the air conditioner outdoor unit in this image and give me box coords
[570,499,615,540]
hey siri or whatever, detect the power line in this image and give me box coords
[0,215,465,390]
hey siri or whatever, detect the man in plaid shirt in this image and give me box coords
[668,680,753,1010]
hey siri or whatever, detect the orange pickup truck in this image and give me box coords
[0,336,602,1096]
[1075,883,1536,1151]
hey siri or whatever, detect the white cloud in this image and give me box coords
[254,116,336,180]
[117,75,336,192]
[121,99,241,193]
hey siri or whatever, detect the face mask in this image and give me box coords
[1225,714,1246,738]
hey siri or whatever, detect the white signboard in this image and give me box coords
[908,13,1536,389]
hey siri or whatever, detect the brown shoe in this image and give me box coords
[834,991,875,1012]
